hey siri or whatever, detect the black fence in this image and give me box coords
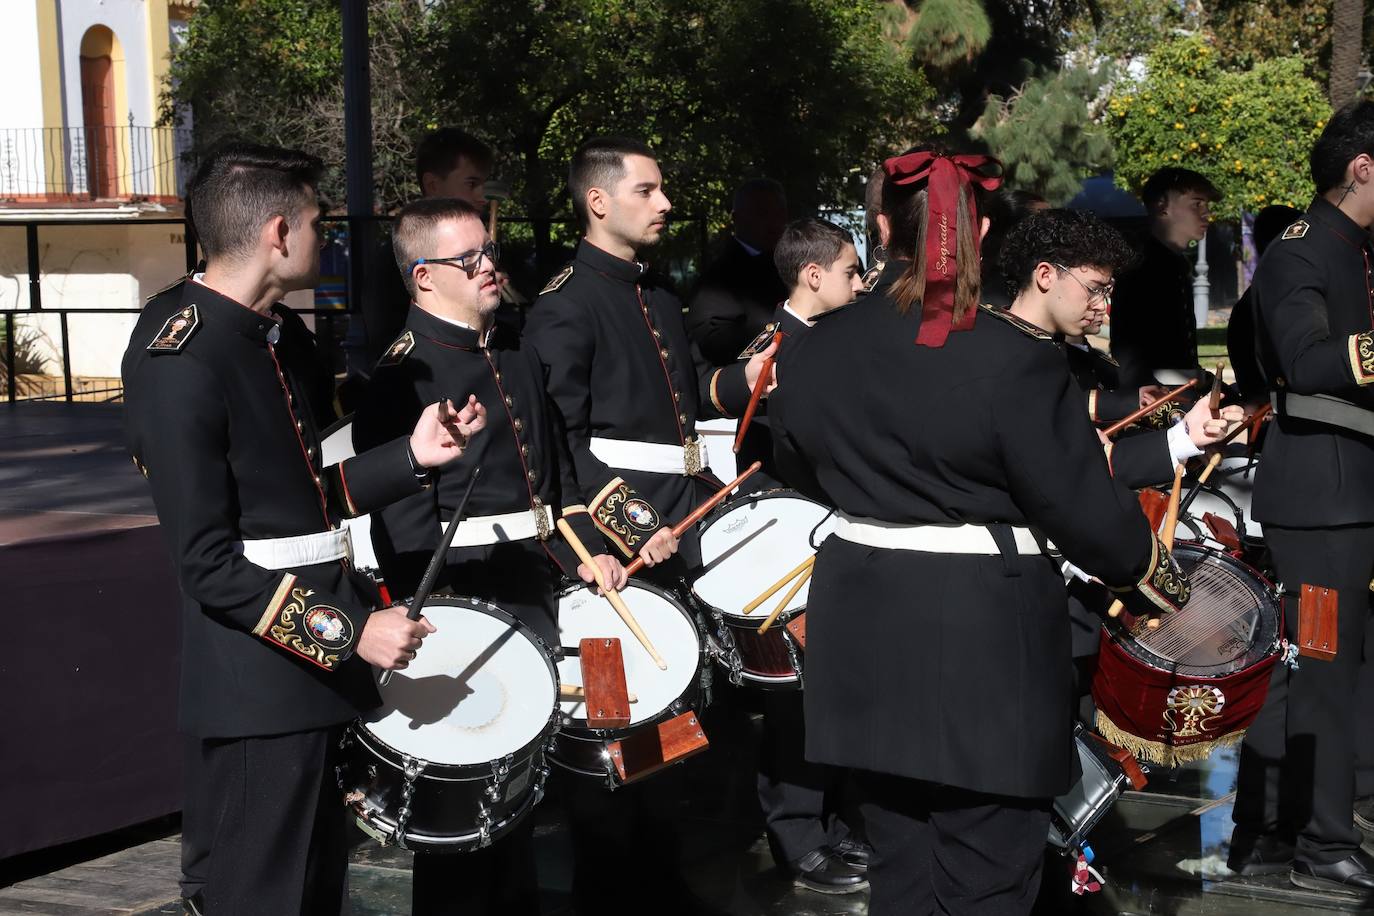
[0,123,192,202]
[1,212,715,405]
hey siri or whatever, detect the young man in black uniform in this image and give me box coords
[121,143,485,915]
[1002,209,1242,490]
[525,137,775,572]
[770,149,1192,915]
[523,137,774,913]
[1109,167,1219,386]
[353,198,627,915]
[1231,100,1374,893]
[751,218,869,894]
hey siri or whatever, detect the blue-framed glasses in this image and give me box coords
[410,241,500,276]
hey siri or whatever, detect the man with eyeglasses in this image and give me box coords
[353,196,627,916]
[999,209,1245,722]
[1109,167,1221,388]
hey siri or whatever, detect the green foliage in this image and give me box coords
[1105,35,1331,221]
[907,0,991,69]
[973,63,1113,204]
[1065,0,1183,63]
[164,0,934,258]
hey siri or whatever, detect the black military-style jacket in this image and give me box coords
[525,241,752,559]
[771,278,1183,797]
[686,237,788,367]
[353,305,603,598]
[1110,233,1200,386]
[123,281,425,738]
[1062,340,1179,489]
[1253,197,1374,526]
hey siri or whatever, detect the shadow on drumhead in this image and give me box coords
[698,517,778,575]
[384,625,519,729]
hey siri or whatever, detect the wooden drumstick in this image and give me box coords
[1195,451,1224,486]
[1208,361,1225,415]
[743,555,815,616]
[1108,463,1185,624]
[623,462,762,578]
[734,332,783,453]
[758,564,813,635]
[556,518,668,670]
[1103,379,1198,438]
[560,684,638,703]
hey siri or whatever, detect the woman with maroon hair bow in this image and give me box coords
[769,149,1190,914]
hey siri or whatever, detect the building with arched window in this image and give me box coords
[0,2,198,397]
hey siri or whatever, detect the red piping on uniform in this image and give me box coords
[636,286,687,445]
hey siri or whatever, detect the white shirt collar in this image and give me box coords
[430,310,493,347]
[782,300,815,328]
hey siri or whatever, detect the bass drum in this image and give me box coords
[338,596,561,852]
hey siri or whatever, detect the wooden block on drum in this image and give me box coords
[579,638,632,729]
[785,612,806,650]
[607,710,709,785]
[1202,512,1243,552]
[1298,584,1339,661]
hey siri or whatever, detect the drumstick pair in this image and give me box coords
[742,555,816,635]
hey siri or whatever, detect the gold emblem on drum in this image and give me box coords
[1163,685,1226,738]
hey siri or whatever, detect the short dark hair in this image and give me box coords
[1140,167,1220,213]
[732,177,786,212]
[774,218,855,289]
[414,128,495,189]
[1311,100,1374,193]
[1253,204,1305,257]
[999,208,1137,295]
[568,137,656,226]
[186,141,322,262]
[391,198,485,296]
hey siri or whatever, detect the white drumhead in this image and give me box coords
[694,493,836,620]
[365,600,557,766]
[557,583,699,726]
[319,418,380,572]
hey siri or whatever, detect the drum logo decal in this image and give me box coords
[624,499,658,530]
[305,605,353,649]
[1163,685,1225,737]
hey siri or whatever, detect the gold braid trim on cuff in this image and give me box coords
[1350,332,1374,385]
[253,573,299,636]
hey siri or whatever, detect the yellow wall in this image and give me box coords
[35,0,64,191]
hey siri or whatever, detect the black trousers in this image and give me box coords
[758,690,851,864]
[855,770,1050,916]
[1233,524,1374,864]
[195,726,350,916]
[412,819,539,916]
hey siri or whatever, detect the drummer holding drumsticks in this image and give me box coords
[353,197,627,916]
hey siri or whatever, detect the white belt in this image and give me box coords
[235,528,353,569]
[834,513,1044,555]
[440,505,554,547]
[589,436,708,476]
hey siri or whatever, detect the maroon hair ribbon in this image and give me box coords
[883,151,1002,347]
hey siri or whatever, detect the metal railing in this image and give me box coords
[0,121,192,203]
[2,213,715,405]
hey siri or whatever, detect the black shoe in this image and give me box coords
[789,846,868,895]
[180,892,206,916]
[1227,830,1294,877]
[1291,849,1374,895]
[834,836,871,873]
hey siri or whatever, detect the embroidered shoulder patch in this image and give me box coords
[147,304,200,352]
[1281,220,1309,240]
[860,264,883,293]
[540,264,574,295]
[978,303,1053,341]
[377,331,415,367]
[736,322,780,360]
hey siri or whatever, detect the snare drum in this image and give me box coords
[1093,542,1281,766]
[338,596,560,852]
[551,580,707,787]
[691,489,837,688]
